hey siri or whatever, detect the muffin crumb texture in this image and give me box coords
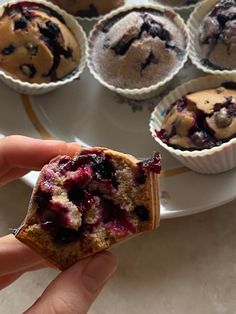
[90,9,187,89]
[198,0,236,70]
[0,1,80,83]
[15,149,160,269]
[49,0,125,18]
[156,83,236,150]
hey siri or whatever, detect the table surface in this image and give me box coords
[0,179,236,314]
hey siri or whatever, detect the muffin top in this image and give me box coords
[156,83,236,150]
[49,0,125,18]
[156,0,200,8]
[198,0,236,70]
[89,8,187,89]
[0,1,80,84]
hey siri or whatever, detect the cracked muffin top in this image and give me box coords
[0,1,81,84]
[49,0,125,18]
[156,0,200,8]
[88,8,187,89]
[156,82,236,150]
[198,0,236,70]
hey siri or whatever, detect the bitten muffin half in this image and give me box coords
[15,148,161,270]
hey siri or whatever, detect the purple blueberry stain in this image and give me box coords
[138,153,161,174]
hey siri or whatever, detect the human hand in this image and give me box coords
[0,136,117,313]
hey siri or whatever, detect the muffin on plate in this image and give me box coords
[0,0,87,94]
[188,0,236,73]
[15,148,161,270]
[87,4,189,99]
[150,75,236,174]
[48,0,125,19]
[152,0,201,10]
[156,84,236,150]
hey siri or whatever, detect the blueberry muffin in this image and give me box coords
[15,148,161,270]
[156,83,236,150]
[0,1,80,84]
[88,7,188,90]
[198,0,236,70]
[155,0,200,8]
[49,0,125,18]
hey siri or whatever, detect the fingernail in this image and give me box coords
[82,252,117,293]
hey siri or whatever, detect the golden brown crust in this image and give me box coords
[186,88,236,114]
[16,147,160,270]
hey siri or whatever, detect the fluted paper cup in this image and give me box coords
[188,0,236,76]
[150,74,236,174]
[87,3,189,100]
[0,0,87,95]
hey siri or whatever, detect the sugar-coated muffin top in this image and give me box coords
[198,0,236,70]
[156,83,236,150]
[0,1,80,84]
[156,0,200,7]
[49,0,125,17]
[89,8,187,89]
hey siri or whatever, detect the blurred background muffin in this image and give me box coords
[151,0,202,10]
[49,0,125,18]
[150,75,236,174]
[198,0,236,70]
[87,5,189,99]
[0,1,81,84]
[188,0,236,74]
[156,84,236,150]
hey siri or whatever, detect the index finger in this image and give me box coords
[0,136,80,176]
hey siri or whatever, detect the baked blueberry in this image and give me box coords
[1,44,15,55]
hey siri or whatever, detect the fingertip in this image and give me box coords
[66,143,81,156]
[81,251,117,294]
[40,140,79,157]
[97,251,117,269]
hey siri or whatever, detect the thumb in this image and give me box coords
[24,252,117,314]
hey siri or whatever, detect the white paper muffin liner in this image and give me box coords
[188,0,236,76]
[149,0,201,12]
[87,3,189,100]
[0,0,87,95]
[150,74,236,174]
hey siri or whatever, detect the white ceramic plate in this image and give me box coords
[1,61,236,220]
[0,0,235,219]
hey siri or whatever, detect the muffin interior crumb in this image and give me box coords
[28,150,160,257]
